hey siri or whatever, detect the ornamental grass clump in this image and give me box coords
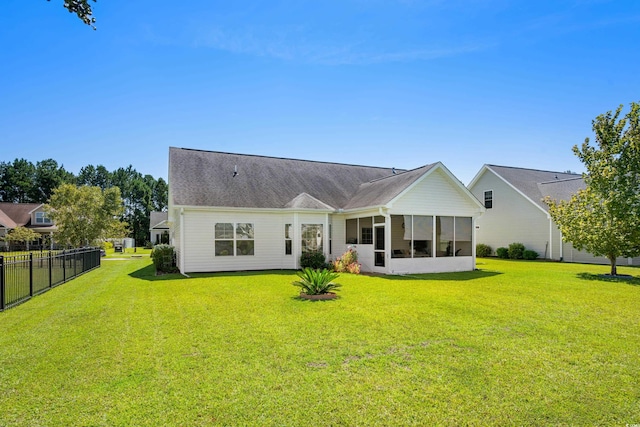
[292,267,341,296]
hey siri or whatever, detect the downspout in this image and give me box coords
[559,229,563,262]
[293,212,299,269]
[548,216,553,260]
[179,208,185,275]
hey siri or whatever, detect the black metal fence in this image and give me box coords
[0,247,101,311]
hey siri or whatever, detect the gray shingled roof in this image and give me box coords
[344,165,435,210]
[150,211,169,229]
[487,165,584,211]
[0,203,41,228]
[169,147,436,210]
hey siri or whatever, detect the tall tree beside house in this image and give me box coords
[111,166,159,245]
[0,158,36,203]
[1,158,168,243]
[0,158,74,203]
[32,159,75,202]
[77,164,112,190]
[545,102,640,275]
[3,226,40,251]
[45,184,127,247]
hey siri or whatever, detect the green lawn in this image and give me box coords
[1,259,639,426]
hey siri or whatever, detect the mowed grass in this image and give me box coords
[0,259,639,426]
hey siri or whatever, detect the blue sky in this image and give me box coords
[2,0,639,185]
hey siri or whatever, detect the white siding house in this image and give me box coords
[168,148,485,275]
[468,164,640,266]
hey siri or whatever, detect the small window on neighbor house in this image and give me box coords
[35,211,51,224]
[484,190,493,209]
[285,224,292,255]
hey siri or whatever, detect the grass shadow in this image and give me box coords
[577,272,640,286]
[128,264,185,281]
[129,267,299,282]
[371,269,503,282]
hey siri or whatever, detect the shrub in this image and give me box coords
[292,268,341,295]
[508,242,526,260]
[101,241,114,250]
[144,241,153,249]
[151,244,177,273]
[523,250,539,260]
[333,248,361,274]
[300,251,326,269]
[476,243,492,257]
[496,247,509,259]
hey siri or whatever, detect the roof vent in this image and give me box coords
[233,165,239,178]
[392,167,397,175]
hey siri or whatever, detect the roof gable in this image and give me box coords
[344,165,436,210]
[150,211,169,229]
[471,164,584,212]
[284,193,334,210]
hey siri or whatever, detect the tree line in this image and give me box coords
[0,159,168,245]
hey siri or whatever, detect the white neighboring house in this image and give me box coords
[149,211,169,245]
[468,164,640,266]
[168,147,485,275]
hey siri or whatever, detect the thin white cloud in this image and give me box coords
[191,25,491,65]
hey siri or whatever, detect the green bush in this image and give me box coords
[496,247,509,259]
[101,241,114,250]
[300,251,326,269]
[144,241,153,249]
[292,268,341,295]
[150,244,177,273]
[508,243,526,260]
[476,243,492,257]
[523,250,539,260]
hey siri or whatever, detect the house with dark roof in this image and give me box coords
[168,147,485,274]
[468,164,640,266]
[149,211,169,245]
[0,203,57,249]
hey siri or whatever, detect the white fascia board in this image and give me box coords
[467,164,490,189]
[170,205,334,214]
[386,162,485,212]
[27,204,45,215]
[482,165,550,217]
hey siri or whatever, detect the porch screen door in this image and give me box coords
[374,226,385,267]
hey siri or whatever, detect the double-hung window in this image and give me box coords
[484,190,493,209]
[35,211,51,224]
[215,223,254,256]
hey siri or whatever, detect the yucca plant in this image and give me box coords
[292,267,342,295]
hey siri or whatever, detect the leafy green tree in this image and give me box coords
[47,0,96,29]
[45,184,127,247]
[3,226,41,250]
[546,102,640,275]
[0,158,36,203]
[32,159,75,202]
[77,164,111,190]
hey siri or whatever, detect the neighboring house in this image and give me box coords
[0,203,57,250]
[468,164,640,266]
[149,211,169,245]
[168,147,485,275]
